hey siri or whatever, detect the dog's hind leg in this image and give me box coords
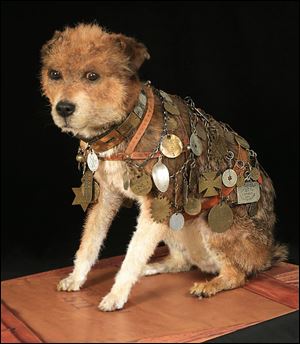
[99,200,168,311]
[142,245,192,276]
[57,187,123,292]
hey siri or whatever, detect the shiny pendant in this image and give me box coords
[163,102,180,116]
[151,196,171,223]
[87,150,99,172]
[151,157,170,193]
[169,212,185,231]
[160,134,183,158]
[130,171,153,196]
[184,197,202,216]
[208,203,233,233]
[199,171,222,197]
[222,169,238,187]
[190,133,203,156]
[237,181,261,204]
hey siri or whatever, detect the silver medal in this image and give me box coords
[169,212,185,231]
[222,169,237,187]
[237,181,261,204]
[190,133,203,156]
[151,157,170,193]
[87,150,99,172]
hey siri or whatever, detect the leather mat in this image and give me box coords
[1,247,298,343]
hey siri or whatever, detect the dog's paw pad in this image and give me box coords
[57,276,82,292]
[98,292,126,312]
[190,282,216,298]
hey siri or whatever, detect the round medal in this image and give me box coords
[190,133,203,156]
[222,169,238,187]
[169,212,185,231]
[208,203,233,233]
[160,134,183,158]
[163,102,180,116]
[184,197,202,216]
[130,172,153,196]
[166,117,178,131]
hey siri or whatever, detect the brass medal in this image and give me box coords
[160,134,183,158]
[190,133,203,156]
[235,135,250,149]
[166,116,178,131]
[236,174,245,187]
[151,157,170,193]
[196,122,207,141]
[248,202,258,217]
[163,102,180,116]
[169,212,185,231]
[151,196,171,223]
[208,203,233,233]
[184,197,202,216]
[250,167,260,181]
[237,181,261,204]
[199,171,222,197]
[222,169,238,187]
[159,90,173,103]
[81,169,94,204]
[130,171,153,196]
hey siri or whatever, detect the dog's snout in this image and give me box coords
[56,101,76,117]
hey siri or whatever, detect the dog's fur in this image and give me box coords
[41,24,287,312]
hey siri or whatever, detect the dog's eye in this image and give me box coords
[85,72,99,81]
[48,70,62,80]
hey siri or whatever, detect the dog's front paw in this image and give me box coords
[98,291,127,312]
[57,275,83,292]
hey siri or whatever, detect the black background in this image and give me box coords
[1,1,299,342]
[2,0,298,279]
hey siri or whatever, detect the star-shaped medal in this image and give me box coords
[72,187,90,211]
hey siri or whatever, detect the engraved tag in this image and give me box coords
[190,133,203,156]
[87,150,99,172]
[169,212,185,231]
[222,169,238,187]
[237,181,261,204]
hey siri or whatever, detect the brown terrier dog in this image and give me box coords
[41,23,287,312]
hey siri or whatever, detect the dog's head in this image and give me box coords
[40,23,150,138]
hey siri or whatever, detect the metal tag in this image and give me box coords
[236,174,245,187]
[169,212,185,231]
[222,169,238,187]
[87,150,99,172]
[159,90,173,103]
[130,172,153,196]
[163,102,180,116]
[237,181,261,204]
[208,203,233,233]
[235,135,250,149]
[184,197,202,216]
[160,134,183,158]
[72,169,94,211]
[151,196,171,223]
[190,133,203,156]
[152,158,170,193]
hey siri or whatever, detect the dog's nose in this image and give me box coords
[56,101,76,117]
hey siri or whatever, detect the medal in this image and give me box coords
[160,134,183,158]
[169,212,185,231]
[151,157,170,193]
[236,174,245,187]
[159,90,173,103]
[184,197,202,216]
[163,102,180,116]
[222,169,238,187]
[199,171,222,197]
[208,203,233,233]
[87,150,99,172]
[130,171,153,196]
[151,196,171,223]
[72,169,94,211]
[237,181,261,204]
[190,133,203,156]
[235,135,250,149]
[166,116,178,131]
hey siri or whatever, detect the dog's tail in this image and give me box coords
[271,243,289,265]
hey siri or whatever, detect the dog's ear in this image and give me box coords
[112,34,150,73]
[41,30,63,59]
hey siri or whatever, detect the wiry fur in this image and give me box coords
[41,23,288,311]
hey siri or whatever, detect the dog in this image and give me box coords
[40,23,287,312]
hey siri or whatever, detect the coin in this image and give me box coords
[208,203,233,233]
[184,197,202,216]
[169,212,185,231]
[160,134,183,158]
[166,116,178,131]
[222,169,238,187]
[235,135,250,149]
[130,172,153,196]
[87,150,99,172]
[159,90,173,103]
[190,133,203,156]
[163,102,180,116]
[151,196,171,223]
[250,167,260,181]
[151,158,170,193]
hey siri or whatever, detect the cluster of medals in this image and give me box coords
[72,86,263,233]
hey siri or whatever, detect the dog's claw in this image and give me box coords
[98,292,127,312]
[57,275,82,292]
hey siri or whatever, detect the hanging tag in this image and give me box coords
[87,149,99,172]
[169,212,185,231]
[237,181,261,204]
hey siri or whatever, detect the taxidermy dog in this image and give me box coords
[40,23,287,312]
